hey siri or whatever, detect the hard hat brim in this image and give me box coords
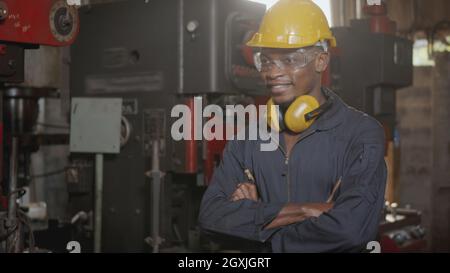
[246,33,337,49]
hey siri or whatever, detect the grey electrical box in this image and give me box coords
[70,98,122,154]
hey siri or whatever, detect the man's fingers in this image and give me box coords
[246,184,258,201]
[238,187,250,199]
[239,183,258,202]
[251,185,258,201]
[230,193,241,202]
[230,186,245,202]
[231,183,259,202]
[232,187,246,201]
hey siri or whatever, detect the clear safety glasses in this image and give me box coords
[253,47,321,73]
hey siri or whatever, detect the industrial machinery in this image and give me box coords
[69,0,265,252]
[378,202,427,252]
[328,2,413,141]
[0,0,79,253]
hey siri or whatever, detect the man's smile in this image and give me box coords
[267,82,293,96]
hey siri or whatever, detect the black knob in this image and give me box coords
[0,2,8,21]
[393,233,407,245]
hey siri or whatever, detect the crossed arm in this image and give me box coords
[230,182,334,229]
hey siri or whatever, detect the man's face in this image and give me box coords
[259,47,327,105]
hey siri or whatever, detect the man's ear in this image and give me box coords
[315,52,330,73]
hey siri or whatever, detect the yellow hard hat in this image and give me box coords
[247,0,337,49]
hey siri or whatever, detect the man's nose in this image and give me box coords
[265,62,285,79]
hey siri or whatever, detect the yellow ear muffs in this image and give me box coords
[266,98,282,132]
[266,95,320,133]
[284,95,320,133]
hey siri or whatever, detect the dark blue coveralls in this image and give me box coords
[198,88,387,252]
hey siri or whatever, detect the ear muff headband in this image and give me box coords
[304,98,333,122]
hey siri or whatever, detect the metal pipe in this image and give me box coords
[150,139,161,253]
[7,137,18,222]
[356,0,363,19]
[178,0,184,94]
[339,0,346,27]
[94,153,103,253]
[209,0,218,92]
[7,137,19,252]
[184,98,198,173]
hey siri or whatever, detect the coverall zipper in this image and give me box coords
[280,129,319,202]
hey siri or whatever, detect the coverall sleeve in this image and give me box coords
[198,141,284,242]
[266,118,388,252]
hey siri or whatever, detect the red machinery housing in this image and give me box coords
[0,0,79,46]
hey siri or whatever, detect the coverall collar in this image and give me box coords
[311,87,345,132]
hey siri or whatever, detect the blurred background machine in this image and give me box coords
[0,0,79,252]
[328,2,413,143]
[68,0,265,252]
[378,202,426,252]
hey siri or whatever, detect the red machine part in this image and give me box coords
[0,44,6,55]
[0,0,79,46]
[240,31,256,67]
[364,2,396,35]
[184,97,198,174]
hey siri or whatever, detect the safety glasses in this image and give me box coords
[253,47,320,73]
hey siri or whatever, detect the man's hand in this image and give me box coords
[264,203,333,230]
[300,203,334,218]
[230,182,259,202]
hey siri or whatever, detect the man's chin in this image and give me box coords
[271,95,295,105]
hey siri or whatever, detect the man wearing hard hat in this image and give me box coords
[199,0,387,252]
